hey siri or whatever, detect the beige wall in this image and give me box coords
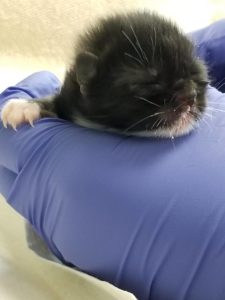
[0,0,224,84]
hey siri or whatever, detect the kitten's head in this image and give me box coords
[67,12,208,138]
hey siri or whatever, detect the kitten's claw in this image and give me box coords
[1,99,41,130]
[12,124,18,131]
[2,119,7,129]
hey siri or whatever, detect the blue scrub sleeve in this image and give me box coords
[191,19,225,92]
[1,72,225,300]
[0,70,61,197]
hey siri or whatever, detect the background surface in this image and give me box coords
[0,0,224,89]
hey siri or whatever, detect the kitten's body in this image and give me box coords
[2,11,208,138]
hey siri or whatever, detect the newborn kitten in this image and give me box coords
[1,11,208,138]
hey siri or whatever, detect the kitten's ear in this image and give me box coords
[75,52,98,93]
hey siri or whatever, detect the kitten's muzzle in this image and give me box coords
[162,91,197,126]
[175,90,197,113]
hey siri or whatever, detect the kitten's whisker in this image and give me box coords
[152,118,161,129]
[149,36,155,60]
[170,135,176,149]
[122,30,144,64]
[201,116,212,130]
[134,96,161,107]
[206,101,225,104]
[124,52,144,66]
[174,102,185,111]
[214,77,225,89]
[207,107,225,113]
[151,118,160,129]
[169,92,179,105]
[155,118,164,128]
[130,25,149,63]
[204,112,213,119]
[152,26,157,61]
[124,112,165,133]
[216,81,225,90]
[214,77,225,87]
[162,117,167,127]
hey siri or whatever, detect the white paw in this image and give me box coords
[1,99,41,130]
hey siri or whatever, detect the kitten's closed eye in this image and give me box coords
[196,80,209,87]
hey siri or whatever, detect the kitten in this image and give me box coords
[1,11,208,138]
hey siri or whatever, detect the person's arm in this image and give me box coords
[191,19,225,92]
[0,71,61,173]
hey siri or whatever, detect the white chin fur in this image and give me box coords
[131,121,196,138]
[126,115,197,138]
[75,115,197,138]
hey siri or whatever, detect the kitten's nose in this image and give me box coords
[176,90,197,106]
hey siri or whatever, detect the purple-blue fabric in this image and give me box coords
[1,20,225,300]
[191,19,225,92]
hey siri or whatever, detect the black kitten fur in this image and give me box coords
[39,11,209,138]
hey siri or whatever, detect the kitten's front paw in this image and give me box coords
[1,99,41,130]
